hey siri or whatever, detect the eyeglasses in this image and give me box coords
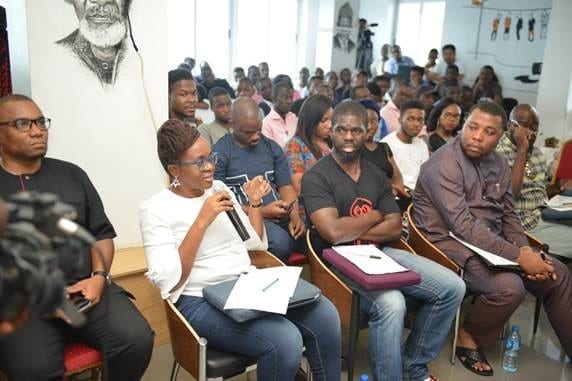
[510,119,540,136]
[441,112,461,121]
[177,153,218,170]
[0,117,51,132]
[332,125,366,136]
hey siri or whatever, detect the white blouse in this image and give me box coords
[139,181,267,302]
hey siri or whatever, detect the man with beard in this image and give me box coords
[496,104,572,259]
[58,0,132,86]
[301,100,464,381]
[0,94,154,379]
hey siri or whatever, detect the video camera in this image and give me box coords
[0,192,95,328]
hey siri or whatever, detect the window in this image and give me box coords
[395,0,446,65]
[168,0,298,82]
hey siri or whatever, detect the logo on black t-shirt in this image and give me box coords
[350,197,373,217]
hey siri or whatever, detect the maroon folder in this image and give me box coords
[323,248,421,291]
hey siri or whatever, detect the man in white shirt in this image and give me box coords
[382,100,429,189]
[428,44,466,82]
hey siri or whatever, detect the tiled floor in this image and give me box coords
[143,293,571,381]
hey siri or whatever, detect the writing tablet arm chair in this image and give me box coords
[305,229,415,381]
[306,230,358,381]
[405,204,462,365]
[165,250,283,381]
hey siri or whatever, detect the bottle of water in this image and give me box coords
[502,324,521,373]
[359,374,369,381]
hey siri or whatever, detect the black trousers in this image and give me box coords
[0,283,154,380]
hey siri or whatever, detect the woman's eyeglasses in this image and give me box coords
[177,153,218,170]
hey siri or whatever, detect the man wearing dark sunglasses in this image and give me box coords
[497,103,572,260]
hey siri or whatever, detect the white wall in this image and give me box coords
[19,0,168,248]
[441,0,552,106]
[359,0,395,69]
[536,0,572,139]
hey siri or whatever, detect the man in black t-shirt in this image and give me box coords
[0,94,153,380]
[301,101,465,381]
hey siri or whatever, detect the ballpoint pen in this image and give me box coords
[262,278,279,292]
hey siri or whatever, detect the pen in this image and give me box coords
[262,278,279,292]
[369,255,382,259]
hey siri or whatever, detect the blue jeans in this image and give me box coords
[264,219,294,262]
[176,294,341,381]
[358,247,465,381]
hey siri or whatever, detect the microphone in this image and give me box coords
[368,23,379,27]
[213,183,251,241]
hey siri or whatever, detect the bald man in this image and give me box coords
[497,104,572,259]
[212,98,305,262]
[0,94,153,379]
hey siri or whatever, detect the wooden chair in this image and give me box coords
[165,250,308,381]
[550,138,572,186]
[306,230,416,381]
[63,342,101,381]
[405,204,545,364]
[0,342,101,381]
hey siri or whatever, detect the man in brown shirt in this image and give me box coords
[413,101,571,376]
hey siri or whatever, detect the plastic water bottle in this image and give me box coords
[502,325,521,373]
[359,374,369,381]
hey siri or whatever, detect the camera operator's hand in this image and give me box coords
[66,275,106,307]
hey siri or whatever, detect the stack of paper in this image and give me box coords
[449,232,520,270]
[546,194,572,211]
[331,244,409,275]
[223,266,301,314]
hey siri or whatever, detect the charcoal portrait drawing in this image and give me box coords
[56,0,132,87]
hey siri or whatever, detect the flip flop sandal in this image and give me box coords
[455,346,494,377]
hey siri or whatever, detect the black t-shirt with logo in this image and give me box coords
[301,154,400,254]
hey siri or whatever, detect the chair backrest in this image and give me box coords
[165,299,203,378]
[405,204,460,274]
[248,250,284,268]
[552,139,572,184]
[306,230,354,327]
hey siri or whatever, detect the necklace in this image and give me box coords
[524,159,537,180]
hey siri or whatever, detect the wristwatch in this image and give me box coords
[91,270,111,286]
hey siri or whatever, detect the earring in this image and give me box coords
[170,176,180,188]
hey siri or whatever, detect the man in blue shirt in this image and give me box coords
[387,45,415,75]
[213,98,305,262]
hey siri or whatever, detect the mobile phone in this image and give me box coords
[69,293,93,312]
[283,200,296,212]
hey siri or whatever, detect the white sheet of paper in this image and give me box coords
[223,266,302,314]
[331,244,409,275]
[448,232,519,266]
[546,194,572,211]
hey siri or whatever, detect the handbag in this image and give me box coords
[323,248,421,291]
[203,278,321,323]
